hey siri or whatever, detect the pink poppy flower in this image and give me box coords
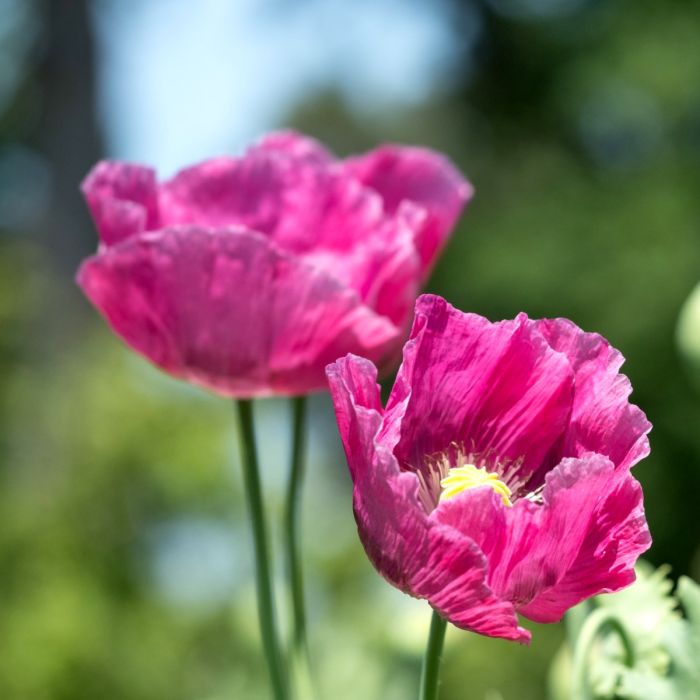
[77,132,471,397]
[326,294,651,642]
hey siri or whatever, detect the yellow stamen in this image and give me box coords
[439,464,513,507]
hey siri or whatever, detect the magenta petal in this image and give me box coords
[434,454,649,623]
[434,487,560,612]
[159,148,383,249]
[159,154,294,232]
[492,456,628,610]
[344,145,473,273]
[249,129,334,165]
[327,355,528,643]
[82,161,159,245]
[433,488,509,577]
[77,227,400,397]
[160,152,424,325]
[386,295,574,483]
[328,298,651,642]
[518,456,650,622]
[79,136,469,400]
[326,354,429,588]
[535,318,651,470]
[307,205,422,329]
[416,524,530,642]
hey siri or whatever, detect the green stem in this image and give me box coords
[285,396,309,655]
[419,610,448,700]
[565,601,593,648]
[234,400,288,700]
[285,396,315,700]
[571,608,635,700]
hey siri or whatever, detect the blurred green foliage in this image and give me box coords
[2,0,700,698]
[549,562,700,699]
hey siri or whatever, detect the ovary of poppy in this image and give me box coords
[326,294,651,643]
[77,131,472,397]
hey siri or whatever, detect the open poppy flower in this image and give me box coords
[77,132,471,397]
[326,294,651,642]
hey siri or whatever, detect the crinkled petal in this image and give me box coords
[77,227,400,397]
[327,354,429,588]
[417,523,530,642]
[305,204,422,329]
[81,161,159,245]
[158,153,301,233]
[249,129,334,165]
[385,295,574,486]
[518,455,650,622]
[159,150,423,323]
[435,487,560,612]
[535,318,651,470]
[327,355,528,643]
[344,145,473,274]
[434,455,650,622]
[159,151,385,252]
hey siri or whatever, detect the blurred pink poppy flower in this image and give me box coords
[77,132,471,397]
[327,294,651,643]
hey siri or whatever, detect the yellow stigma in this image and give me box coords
[439,464,513,507]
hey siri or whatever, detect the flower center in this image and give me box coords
[439,463,513,507]
[415,443,526,513]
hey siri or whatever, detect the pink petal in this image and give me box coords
[325,354,385,476]
[328,302,651,641]
[434,454,650,622]
[434,488,560,612]
[535,318,651,470]
[160,153,423,326]
[327,354,529,643]
[344,145,473,273]
[159,149,384,249]
[416,524,531,642]
[158,153,299,233]
[305,205,422,329]
[249,129,334,165]
[327,354,430,587]
[385,295,574,486]
[81,161,159,245]
[77,226,400,397]
[518,456,650,622]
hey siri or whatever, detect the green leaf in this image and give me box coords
[556,563,700,700]
[653,577,700,700]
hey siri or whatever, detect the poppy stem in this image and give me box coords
[284,395,315,699]
[419,610,448,700]
[234,399,289,700]
[571,608,635,700]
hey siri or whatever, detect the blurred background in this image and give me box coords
[1,0,699,698]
